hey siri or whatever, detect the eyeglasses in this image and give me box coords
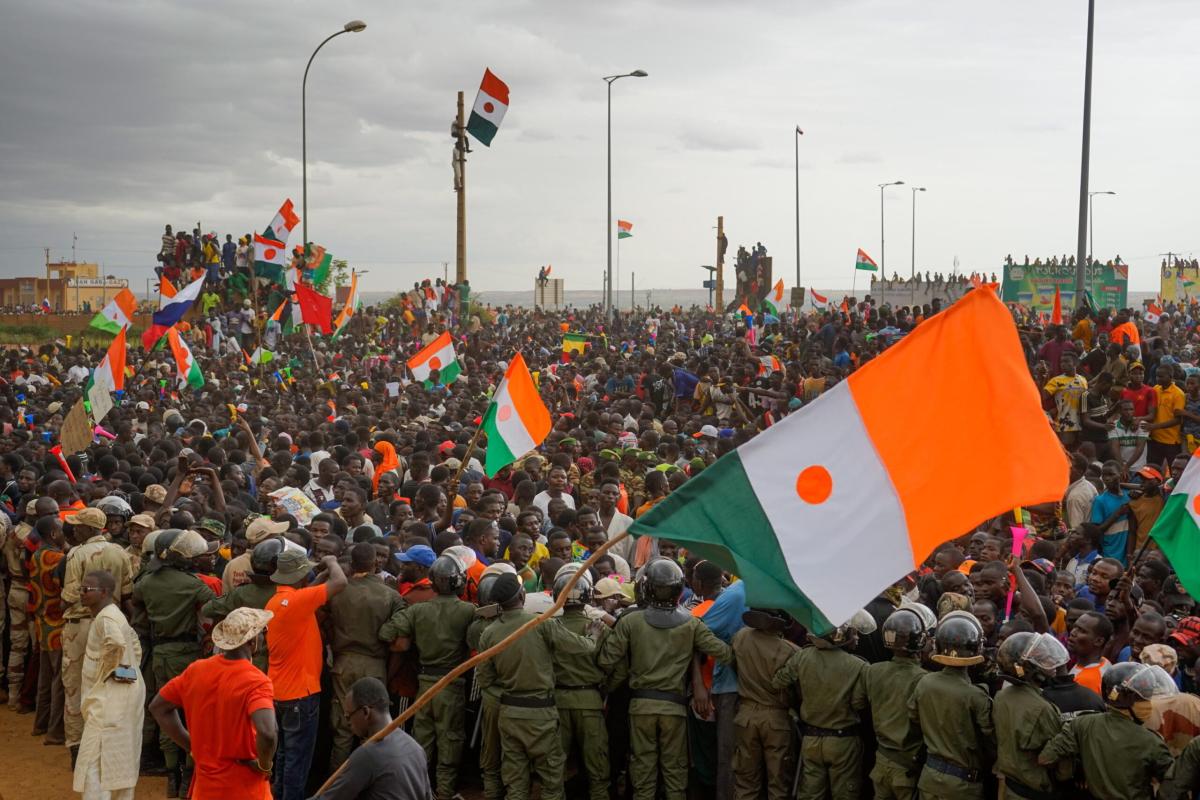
[80,586,106,594]
[343,705,369,721]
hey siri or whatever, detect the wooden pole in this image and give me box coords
[455,91,468,286]
[313,528,633,796]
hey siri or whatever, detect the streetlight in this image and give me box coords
[302,20,367,258]
[795,126,804,290]
[604,69,648,312]
[910,186,926,308]
[878,180,904,276]
[1073,0,1096,307]
[1088,190,1116,264]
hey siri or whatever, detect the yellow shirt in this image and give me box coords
[1152,383,1186,444]
[1072,318,1095,349]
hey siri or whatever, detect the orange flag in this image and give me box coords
[1051,285,1063,326]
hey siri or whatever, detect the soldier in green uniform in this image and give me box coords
[1161,733,1200,800]
[467,563,517,800]
[476,571,599,800]
[730,608,799,800]
[551,563,611,800]
[199,538,281,673]
[131,529,217,796]
[380,554,475,800]
[863,606,930,800]
[993,632,1068,800]
[327,542,405,770]
[597,558,732,800]
[771,609,874,800]
[1038,662,1175,799]
[908,611,995,800]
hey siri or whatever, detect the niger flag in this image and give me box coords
[629,287,1067,631]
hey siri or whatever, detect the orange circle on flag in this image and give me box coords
[795,465,832,505]
[497,405,513,422]
[1193,494,1200,516]
[264,248,277,259]
[429,357,442,370]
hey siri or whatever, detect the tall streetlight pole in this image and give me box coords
[604,70,647,313]
[878,180,904,276]
[1088,190,1116,263]
[302,20,367,259]
[1073,0,1095,307]
[795,126,804,290]
[910,186,926,308]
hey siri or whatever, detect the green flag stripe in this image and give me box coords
[629,451,831,631]
[481,402,519,477]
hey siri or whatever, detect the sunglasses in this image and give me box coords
[80,586,107,594]
[343,705,369,721]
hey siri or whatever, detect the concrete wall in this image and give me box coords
[865,279,970,307]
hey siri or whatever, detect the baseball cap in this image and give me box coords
[65,507,107,529]
[1138,466,1164,482]
[212,607,273,651]
[136,401,151,411]
[693,424,720,439]
[1168,617,1200,650]
[396,545,435,567]
[245,516,290,545]
[195,518,227,539]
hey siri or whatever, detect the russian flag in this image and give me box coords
[141,276,205,349]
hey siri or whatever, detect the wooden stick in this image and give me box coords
[313,528,633,795]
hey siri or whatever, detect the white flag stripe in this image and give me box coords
[739,382,911,626]
[491,376,537,458]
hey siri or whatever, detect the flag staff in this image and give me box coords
[454,91,468,284]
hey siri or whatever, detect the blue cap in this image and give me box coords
[396,545,436,567]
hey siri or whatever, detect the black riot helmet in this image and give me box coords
[429,554,467,596]
[552,563,593,607]
[881,607,929,655]
[642,558,685,609]
[931,611,984,666]
[250,538,285,577]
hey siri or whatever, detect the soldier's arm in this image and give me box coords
[547,618,596,657]
[200,590,235,623]
[850,663,869,711]
[475,630,497,691]
[692,618,733,664]
[60,552,82,606]
[770,648,801,691]
[1037,719,1078,766]
[595,613,630,673]
[379,606,412,650]
[1158,737,1200,800]
[1146,734,1177,784]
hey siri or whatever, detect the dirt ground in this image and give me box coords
[0,704,166,799]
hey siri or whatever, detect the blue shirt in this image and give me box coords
[699,581,746,695]
[1090,489,1130,563]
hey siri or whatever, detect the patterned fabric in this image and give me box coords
[27,546,65,650]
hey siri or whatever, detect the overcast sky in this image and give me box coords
[1,0,1197,296]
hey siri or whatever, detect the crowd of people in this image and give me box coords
[6,255,1200,800]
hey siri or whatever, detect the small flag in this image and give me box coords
[254,233,289,283]
[466,68,509,147]
[481,352,551,477]
[93,327,127,394]
[562,333,588,356]
[167,327,204,389]
[310,251,333,286]
[89,288,137,335]
[617,220,633,240]
[248,347,274,365]
[1145,302,1163,325]
[142,276,205,349]
[810,288,828,306]
[40,298,51,313]
[264,199,300,243]
[737,303,754,318]
[773,279,785,303]
[1050,285,1063,326]
[855,248,878,272]
[294,283,333,335]
[1150,453,1200,597]
[159,275,177,302]
[628,287,1067,630]
[333,270,361,338]
[407,331,461,385]
[758,355,782,376]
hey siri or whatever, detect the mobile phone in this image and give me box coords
[112,665,137,683]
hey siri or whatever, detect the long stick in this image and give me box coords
[313,528,632,795]
[439,422,485,532]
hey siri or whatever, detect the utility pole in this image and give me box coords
[1073,0,1096,308]
[631,272,635,311]
[454,91,468,285]
[716,216,726,310]
[72,232,77,264]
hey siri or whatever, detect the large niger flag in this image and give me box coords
[1150,454,1200,597]
[407,331,461,384]
[482,353,551,477]
[629,287,1067,630]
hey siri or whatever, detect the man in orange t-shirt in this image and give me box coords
[152,607,278,800]
[264,551,347,800]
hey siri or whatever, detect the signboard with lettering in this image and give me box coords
[1001,261,1127,311]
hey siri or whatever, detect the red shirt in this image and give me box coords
[1121,383,1157,418]
[265,583,329,701]
[159,655,274,800]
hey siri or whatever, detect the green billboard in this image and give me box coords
[1001,261,1127,311]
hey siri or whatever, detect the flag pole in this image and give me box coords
[312,529,631,797]
[455,90,468,285]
